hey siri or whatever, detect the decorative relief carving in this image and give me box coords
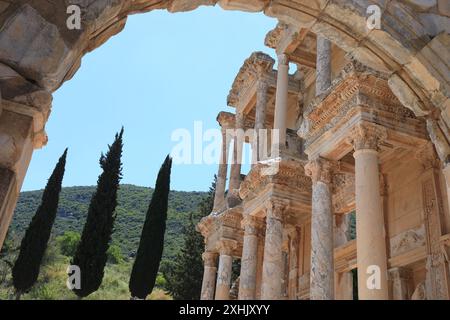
[422,177,449,299]
[241,215,262,236]
[216,111,235,129]
[227,52,275,107]
[301,60,417,149]
[389,226,426,257]
[332,173,355,214]
[239,160,312,201]
[347,123,387,151]
[217,239,238,256]
[265,199,289,221]
[304,158,337,184]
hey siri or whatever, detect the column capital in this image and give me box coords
[265,199,289,221]
[305,158,337,184]
[241,215,262,236]
[202,251,218,268]
[347,123,387,152]
[277,54,289,66]
[217,239,237,256]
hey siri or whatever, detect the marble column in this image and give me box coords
[201,251,218,300]
[305,158,335,300]
[349,123,389,300]
[0,108,35,250]
[441,164,450,219]
[272,54,289,156]
[261,200,287,300]
[287,227,299,300]
[215,240,236,300]
[334,214,353,300]
[228,113,245,196]
[316,36,332,96]
[389,267,413,300]
[238,216,260,300]
[213,127,231,212]
[254,80,269,164]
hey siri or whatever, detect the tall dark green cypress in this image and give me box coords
[71,129,124,298]
[164,177,216,300]
[129,155,172,299]
[12,149,68,297]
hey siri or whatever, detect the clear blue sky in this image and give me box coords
[22,7,277,192]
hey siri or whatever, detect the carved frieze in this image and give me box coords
[302,61,418,149]
[390,226,426,257]
[227,52,275,107]
[239,160,312,201]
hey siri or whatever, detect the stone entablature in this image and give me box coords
[301,60,428,159]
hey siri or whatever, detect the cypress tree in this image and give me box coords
[164,177,216,300]
[12,149,68,298]
[71,128,124,298]
[129,155,172,299]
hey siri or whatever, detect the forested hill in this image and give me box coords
[8,185,207,262]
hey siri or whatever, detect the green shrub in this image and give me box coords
[56,231,80,257]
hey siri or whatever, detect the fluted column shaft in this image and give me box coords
[316,36,332,96]
[305,159,335,300]
[201,252,218,300]
[238,216,260,300]
[213,128,231,212]
[350,124,388,300]
[272,54,289,156]
[261,201,287,300]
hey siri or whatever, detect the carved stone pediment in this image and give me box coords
[239,159,311,201]
[227,51,275,107]
[303,60,417,149]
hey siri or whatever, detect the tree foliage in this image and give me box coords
[12,149,68,295]
[129,155,172,299]
[71,129,124,298]
[163,176,216,300]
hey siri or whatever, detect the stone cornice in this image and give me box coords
[302,60,415,149]
[239,159,312,201]
[216,111,235,129]
[227,51,275,107]
[264,22,289,50]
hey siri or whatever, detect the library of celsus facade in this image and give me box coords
[198,23,450,300]
[0,0,449,301]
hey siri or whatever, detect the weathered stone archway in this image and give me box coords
[0,0,449,249]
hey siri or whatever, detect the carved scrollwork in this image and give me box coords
[347,123,387,151]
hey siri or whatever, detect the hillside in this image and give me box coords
[8,185,207,263]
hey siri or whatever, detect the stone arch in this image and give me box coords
[0,0,449,248]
